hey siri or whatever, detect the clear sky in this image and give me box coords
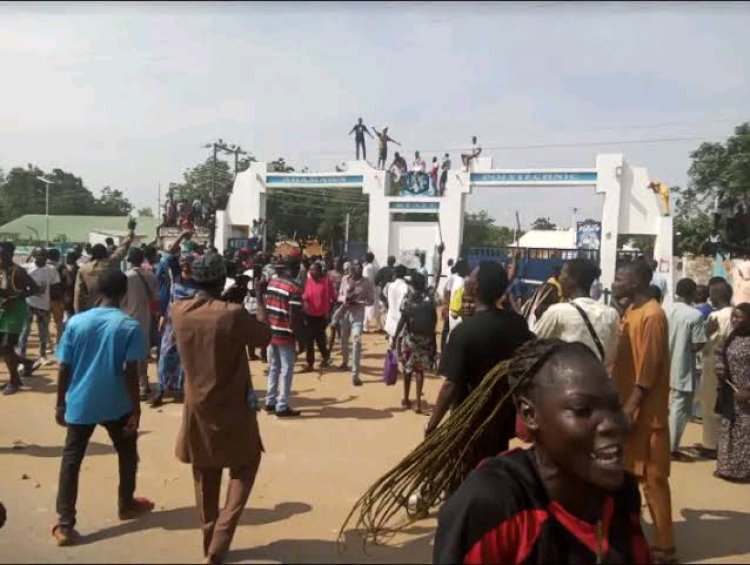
[1,1,748,229]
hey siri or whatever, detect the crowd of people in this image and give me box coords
[1,216,750,564]
[161,192,214,230]
[344,254,750,565]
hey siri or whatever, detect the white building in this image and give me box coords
[512,228,577,250]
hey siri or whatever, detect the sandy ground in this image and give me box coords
[2,329,750,564]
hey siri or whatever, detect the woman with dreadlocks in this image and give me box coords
[435,339,651,564]
[341,339,651,564]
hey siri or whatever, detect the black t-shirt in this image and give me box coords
[375,266,395,288]
[444,307,533,406]
[434,448,651,565]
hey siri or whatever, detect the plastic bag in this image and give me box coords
[383,349,398,386]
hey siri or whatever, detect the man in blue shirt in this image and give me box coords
[52,270,153,546]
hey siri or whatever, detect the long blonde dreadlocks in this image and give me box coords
[339,338,580,547]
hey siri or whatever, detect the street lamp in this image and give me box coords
[37,177,54,243]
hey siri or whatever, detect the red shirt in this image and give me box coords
[302,275,336,317]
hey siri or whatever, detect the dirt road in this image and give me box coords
[1,331,749,563]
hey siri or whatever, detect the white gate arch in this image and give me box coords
[216,153,673,303]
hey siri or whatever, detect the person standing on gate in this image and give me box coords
[373,126,401,170]
[664,278,706,459]
[349,117,373,161]
[611,261,676,564]
[533,258,620,375]
[439,153,451,196]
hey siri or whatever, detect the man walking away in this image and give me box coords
[62,252,79,322]
[426,262,533,439]
[52,270,153,546]
[75,218,136,313]
[120,248,159,400]
[264,258,304,417]
[20,247,60,362]
[301,262,335,371]
[363,252,381,333]
[665,278,706,459]
[171,252,271,564]
[376,255,397,330]
[612,261,676,564]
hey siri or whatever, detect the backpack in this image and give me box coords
[407,293,437,337]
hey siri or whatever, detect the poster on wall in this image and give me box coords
[576,220,602,250]
[385,171,437,197]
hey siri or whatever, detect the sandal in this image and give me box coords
[22,359,42,378]
[401,399,412,410]
[118,496,154,520]
[52,524,78,547]
[3,382,20,396]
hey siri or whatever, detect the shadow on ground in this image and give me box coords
[672,508,750,562]
[77,501,313,546]
[228,527,433,564]
[0,441,115,458]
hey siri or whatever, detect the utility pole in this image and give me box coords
[203,139,249,203]
[37,177,54,243]
[344,212,350,257]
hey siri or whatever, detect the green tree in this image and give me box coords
[137,207,154,217]
[463,211,520,248]
[685,122,750,248]
[168,155,254,211]
[92,186,133,215]
[531,217,557,230]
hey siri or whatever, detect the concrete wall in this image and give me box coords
[218,153,669,301]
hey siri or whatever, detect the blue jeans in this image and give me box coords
[669,389,694,452]
[340,316,363,378]
[19,307,50,358]
[266,344,295,412]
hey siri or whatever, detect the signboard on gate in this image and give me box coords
[576,220,602,250]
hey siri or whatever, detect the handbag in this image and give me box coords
[135,269,161,317]
[714,381,735,422]
[383,349,398,386]
[569,301,606,361]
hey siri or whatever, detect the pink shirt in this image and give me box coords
[302,276,336,317]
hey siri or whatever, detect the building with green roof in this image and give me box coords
[0,214,159,245]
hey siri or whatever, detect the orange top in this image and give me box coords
[613,299,671,476]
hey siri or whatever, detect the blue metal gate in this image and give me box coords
[462,246,601,299]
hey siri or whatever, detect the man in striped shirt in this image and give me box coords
[264,259,303,417]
